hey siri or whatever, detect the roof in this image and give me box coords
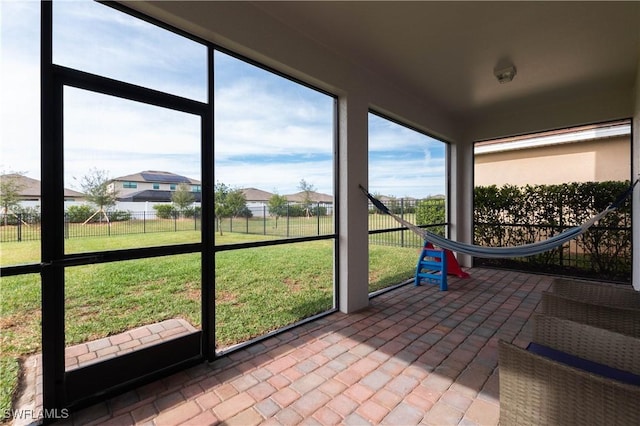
[241,188,275,202]
[475,120,631,155]
[118,189,202,203]
[284,191,333,203]
[241,188,335,203]
[112,170,201,185]
[1,174,85,199]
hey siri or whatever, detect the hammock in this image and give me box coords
[360,181,637,259]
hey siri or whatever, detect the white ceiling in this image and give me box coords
[251,1,640,120]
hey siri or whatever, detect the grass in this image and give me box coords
[217,215,334,238]
[0,230,418,413]
[0,357,19,419]
[215,240,334,346]
[369,243,420,292]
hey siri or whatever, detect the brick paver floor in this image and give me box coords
[16,268,554,425]
[14,319,197,425]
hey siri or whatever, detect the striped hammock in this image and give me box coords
[360,181,637,259]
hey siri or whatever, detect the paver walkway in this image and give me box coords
[14,319,197,425]
[17,268,553,425]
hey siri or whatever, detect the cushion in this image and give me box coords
[527,342,640,386]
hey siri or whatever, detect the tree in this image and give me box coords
[214,182,248,235]
[227,190,250,217]
[74,168,118,224]
[267,193,288,228]
[298,179,316,218]
[172,183,195,212]
[0,172,25,226]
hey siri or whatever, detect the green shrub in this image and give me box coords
[474,181,632,281]
[415,199,446,236]
[287,204,306,217]
[311,205,328,216]
[182,206,201,218]
[235,206,253,218]
[153,204,176,219]
[66,205,94,223]
[0,206,40,226]
[107,210,132,222]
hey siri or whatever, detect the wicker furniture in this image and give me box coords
[531,313,640,375]
[540,278,640,337]
[499,314,640,425]
[499,341,640,425]
[551,278,640,306]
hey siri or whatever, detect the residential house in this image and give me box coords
[110,170,202,203]
[0,174,85,210]
[285,190,334,215]
[242,188,334,216]
[241,187,275,216]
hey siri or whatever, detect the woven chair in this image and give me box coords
[541,292,640,337]
[499,315,640,425]
[531,313,640,375]
[551,278,640,307]
[499,341,640,425]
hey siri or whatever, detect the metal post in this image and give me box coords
[558,194,564,266]
[400,199,405,247]
[16,213,22,242]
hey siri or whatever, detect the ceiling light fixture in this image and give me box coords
[494,65,517,84]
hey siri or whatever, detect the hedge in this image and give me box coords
[474,181,632,282]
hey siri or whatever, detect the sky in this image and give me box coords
[1,0,446,199]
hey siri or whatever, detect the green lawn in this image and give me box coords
[0,230,418,414]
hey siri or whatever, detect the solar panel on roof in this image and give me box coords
[140,172,190,183]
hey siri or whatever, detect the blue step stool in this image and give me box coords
[415,247,447,291]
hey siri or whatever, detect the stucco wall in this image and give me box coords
[475,136,630,186]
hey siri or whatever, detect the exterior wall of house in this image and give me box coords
[474,136,631,186]
[112,180,201,198]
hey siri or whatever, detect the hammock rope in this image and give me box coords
[360,180,638,259]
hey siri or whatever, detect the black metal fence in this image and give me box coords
[0,199,442,244]
[214,203,334,238]
[0,211,201,242]
[3,195,630,282]
[367,198,446,249]
[474,221,632,282]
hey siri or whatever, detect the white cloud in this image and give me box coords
[215,159,333,196]
[369,155,446,198]
[52,0,208,101]
[214,79,334,159]
[0,1,41,177]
